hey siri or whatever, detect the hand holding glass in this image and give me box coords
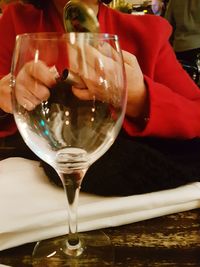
[12,32,127,266]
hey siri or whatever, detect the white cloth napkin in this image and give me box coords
[0,157,200,251]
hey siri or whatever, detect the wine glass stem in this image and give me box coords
[59,171,85,256]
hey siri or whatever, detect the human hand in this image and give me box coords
[15,60,57,111]
[14,44,148,120]
[70,44,148,118]
[122,50,148,119]
[69,42,125,107]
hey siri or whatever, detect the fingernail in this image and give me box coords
[49,65,60,80]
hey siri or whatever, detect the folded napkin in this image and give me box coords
[0,157,200,251]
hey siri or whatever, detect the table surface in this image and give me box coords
[0,145,199,266]
[0,208,200,267]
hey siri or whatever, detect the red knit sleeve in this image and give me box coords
[0,5,18,137]
[121,15,200,139]
[123,26,200,139]
[0,5,16,78]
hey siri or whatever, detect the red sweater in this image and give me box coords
[0,2,200,139]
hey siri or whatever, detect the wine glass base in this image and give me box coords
[32,230,114,267]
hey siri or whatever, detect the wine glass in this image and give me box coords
[11,32,127,266]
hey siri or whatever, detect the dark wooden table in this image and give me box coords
[0,208,200,267]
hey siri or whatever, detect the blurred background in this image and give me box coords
[0,0,168,16]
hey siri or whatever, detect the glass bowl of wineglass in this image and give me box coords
[11,32,127,266]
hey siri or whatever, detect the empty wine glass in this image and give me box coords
[11,32,127,266]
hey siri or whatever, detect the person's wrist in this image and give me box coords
[126,88,150,129]
[128,113,149,130]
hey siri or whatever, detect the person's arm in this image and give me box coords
[123,26,200,139]
[0,4,18,137]
[0,2,16,111]
[0,2,40,113]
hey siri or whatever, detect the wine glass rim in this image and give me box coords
[16,32,119,41]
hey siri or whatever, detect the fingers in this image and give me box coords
[72,87,93,101]
[15,79,50,111]
[15,60,56,110]
[97,41,121,63]
[68,43,124,106]
[122,50,138,67]
[24,60,56,87]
